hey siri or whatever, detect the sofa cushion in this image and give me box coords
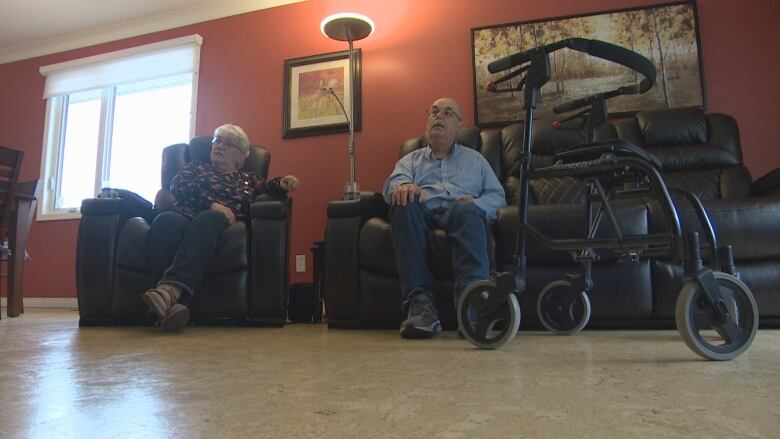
[499,121,613,205]
[662,169,721,200]
[495,202,649,267]
[647,196,780,261]
[615,111,743,174]
[637,108,708,148]
[529,177,588,204]
[660,167,751,201]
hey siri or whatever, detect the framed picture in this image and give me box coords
[283,50,361,138]
[471,0,705,127]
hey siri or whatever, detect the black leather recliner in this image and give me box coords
[323,108,780,329]
[77,136,291,326]
[606,109,780,323]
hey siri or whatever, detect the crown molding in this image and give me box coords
[0,0,307,65]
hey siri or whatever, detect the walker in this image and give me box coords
[457,38,758,360]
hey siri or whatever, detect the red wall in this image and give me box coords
[1,0,778,299]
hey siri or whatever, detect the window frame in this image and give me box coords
[37,35,200,221]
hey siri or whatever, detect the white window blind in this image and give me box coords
[40,34,202,99]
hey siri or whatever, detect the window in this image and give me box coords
[39,35,201,220]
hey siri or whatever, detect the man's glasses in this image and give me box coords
[212,136,240,151]
[427,107,461,121]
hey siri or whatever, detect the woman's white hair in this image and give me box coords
[213,124,250,155]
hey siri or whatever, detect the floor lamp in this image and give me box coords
[320,12,374,200]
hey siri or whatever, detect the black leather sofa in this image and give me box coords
[323,108,780,329]
[76,136,291,326]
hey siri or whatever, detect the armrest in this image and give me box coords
[251,196,290,219]
[753,168,780,196]
[81,196,154,221]
[249,196,292,325]
[77,198,139,325]
[256,192,287,202]
[323,191,387,327]
[327,191,389,220]
[154,189,175,212]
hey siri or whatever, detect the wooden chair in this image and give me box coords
[0,146,23,320]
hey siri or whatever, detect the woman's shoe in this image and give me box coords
[142,284,181,323]
[160,304,190,332]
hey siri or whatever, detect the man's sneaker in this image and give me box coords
[400,293,442,339]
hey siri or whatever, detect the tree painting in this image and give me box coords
[472,1,704,126]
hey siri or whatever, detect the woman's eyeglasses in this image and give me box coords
[212,136,240,151]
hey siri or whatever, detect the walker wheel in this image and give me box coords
[675,272,758,360]
[457,280,521,349]
[536,280,591,335]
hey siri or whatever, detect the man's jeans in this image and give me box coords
[147,210,230,302]
[390,200,490,306]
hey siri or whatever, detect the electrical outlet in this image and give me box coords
[295,255,306,273]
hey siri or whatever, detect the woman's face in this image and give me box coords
[210,135,246,171]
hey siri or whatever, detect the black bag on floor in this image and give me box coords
[288,283,315,323]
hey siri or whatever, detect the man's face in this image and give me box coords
[425,98,462,147]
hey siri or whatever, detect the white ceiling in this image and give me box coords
[0,0,306,64]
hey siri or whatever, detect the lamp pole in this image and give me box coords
[320,12,374,201]
[346,26,357,199]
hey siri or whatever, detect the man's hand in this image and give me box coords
[391,183,425,206]
[280,175,300,192]
[456,195,475,203]
[211,202,236,224]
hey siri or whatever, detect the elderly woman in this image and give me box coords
[143,124,300,332]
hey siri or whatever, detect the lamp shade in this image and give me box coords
[320,12,374,41]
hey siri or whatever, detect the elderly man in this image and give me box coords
[383,97,506,339]
[143,124,300,332]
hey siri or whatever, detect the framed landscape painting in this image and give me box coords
[471,1,705,127]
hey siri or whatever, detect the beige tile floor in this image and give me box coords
[1,308,779,438]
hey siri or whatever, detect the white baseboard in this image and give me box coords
[1,297,78,309]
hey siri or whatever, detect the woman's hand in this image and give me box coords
[210,202,236,224]
[280,175,300,192]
